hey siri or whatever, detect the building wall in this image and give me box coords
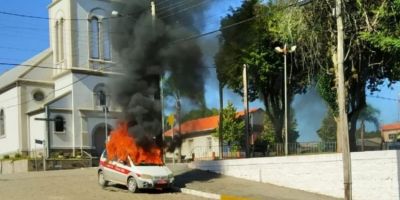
[179,134,219,160]
[382,129,400,142]
[74,0,119,69]
[0,87,21,155]
[54,73,73,96]
[28,112,46,155]
[190,150,400,200]
[49,111,73,149]
[20,84,54,152]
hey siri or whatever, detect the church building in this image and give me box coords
[0,0,125,158]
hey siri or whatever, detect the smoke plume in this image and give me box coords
[111,0,208,150]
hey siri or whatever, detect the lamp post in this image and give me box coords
[275,44,296,156]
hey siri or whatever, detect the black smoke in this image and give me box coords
[111,0,209,150]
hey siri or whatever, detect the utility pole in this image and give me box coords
[176,96,182,163]
[336,0,352,199]
[243,64,250,158]
[218,81,224,159]
[150,0,166,163]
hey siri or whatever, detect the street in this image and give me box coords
[0,168,206,200]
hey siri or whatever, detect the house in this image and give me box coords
[0,0,128,158]
[164,108,265,160]
[381,122,400,142]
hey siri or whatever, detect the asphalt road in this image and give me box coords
[0,168,207,200]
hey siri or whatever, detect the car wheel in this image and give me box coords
[127,177,139,193]
[98,171,108,187]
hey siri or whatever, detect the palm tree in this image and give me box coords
[358,105,380,151]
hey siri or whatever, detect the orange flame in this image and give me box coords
[106,122,163,165]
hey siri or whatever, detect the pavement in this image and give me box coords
[168,163,343,200]
[0,168,206,200]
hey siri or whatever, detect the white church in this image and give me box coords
[0,0,125,158]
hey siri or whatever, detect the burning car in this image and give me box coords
[98,150,174,193]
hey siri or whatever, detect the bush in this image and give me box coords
[3,155,10,159]
[14,153,22,158]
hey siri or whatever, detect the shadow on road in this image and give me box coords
[173,168,221,188]
[104,183,178,194]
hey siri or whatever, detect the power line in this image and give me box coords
[4,65,114,109]
[367,95,399,102]
[158,0,211,19]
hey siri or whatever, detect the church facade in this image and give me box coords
[0,0,125,158]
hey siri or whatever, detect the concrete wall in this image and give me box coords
[189,150,400,200]
[0,159,92,174]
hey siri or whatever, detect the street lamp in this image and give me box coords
[275,44,296,156]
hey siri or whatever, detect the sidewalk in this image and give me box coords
[168,164,343,200]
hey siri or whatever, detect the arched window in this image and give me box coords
[102,18,111,60]
[0,109,4,137]
[93,83,108,106]
[54,116,65,132]
[58,18,64,62]
[90,17,100,59]
[55,21,59,62]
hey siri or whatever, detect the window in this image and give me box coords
[0,109,4,137]
[90,17,100,59]
[207,137,212,150]
[55,21,59,62]
[33,90,45,102]
[93,83,109,106]
[188,139,194,151]
[102,18,111,60]
[54,116,65,132]
[55,19,65,63]
[389,134,398,142]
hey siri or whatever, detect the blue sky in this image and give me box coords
[0,0,399,142]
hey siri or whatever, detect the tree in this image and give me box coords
[215,0,306,143]
[317,108,337,143]
[299,0,400,151]
[181,108,219,122]
[214,101,245,151]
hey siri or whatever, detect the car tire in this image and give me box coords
[98,171,108,188]
[127,177,139,193]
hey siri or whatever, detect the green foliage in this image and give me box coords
[3,154,10,160]
[316,72,338,115]
[358,104,380,130]
[215,0,306,143]
[182,108,219,122]
[260,114,276,145]
[317,108,337,142]
[215,102,245,151]
[301,0,400,150]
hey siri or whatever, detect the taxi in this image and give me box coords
[97,151,174,193]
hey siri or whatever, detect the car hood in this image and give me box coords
[133,166,172,176]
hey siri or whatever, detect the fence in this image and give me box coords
[187,142,337,161]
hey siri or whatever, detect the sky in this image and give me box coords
[0,0,399,142]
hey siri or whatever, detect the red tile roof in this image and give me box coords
[164,108,262,137]
[381,122,400,132]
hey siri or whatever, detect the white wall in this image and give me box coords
[49,111,73,149]
[0,88,20,155]
[177,134,219,160]
[28,112,46,153]
[189,150,400,200]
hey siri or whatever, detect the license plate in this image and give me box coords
[157,179,168,184]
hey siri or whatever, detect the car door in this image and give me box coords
[113,160,131,184]
[100,151,113,181]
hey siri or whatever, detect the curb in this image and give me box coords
[173,186,220,199]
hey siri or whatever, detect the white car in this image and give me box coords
[97,150,174,193]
